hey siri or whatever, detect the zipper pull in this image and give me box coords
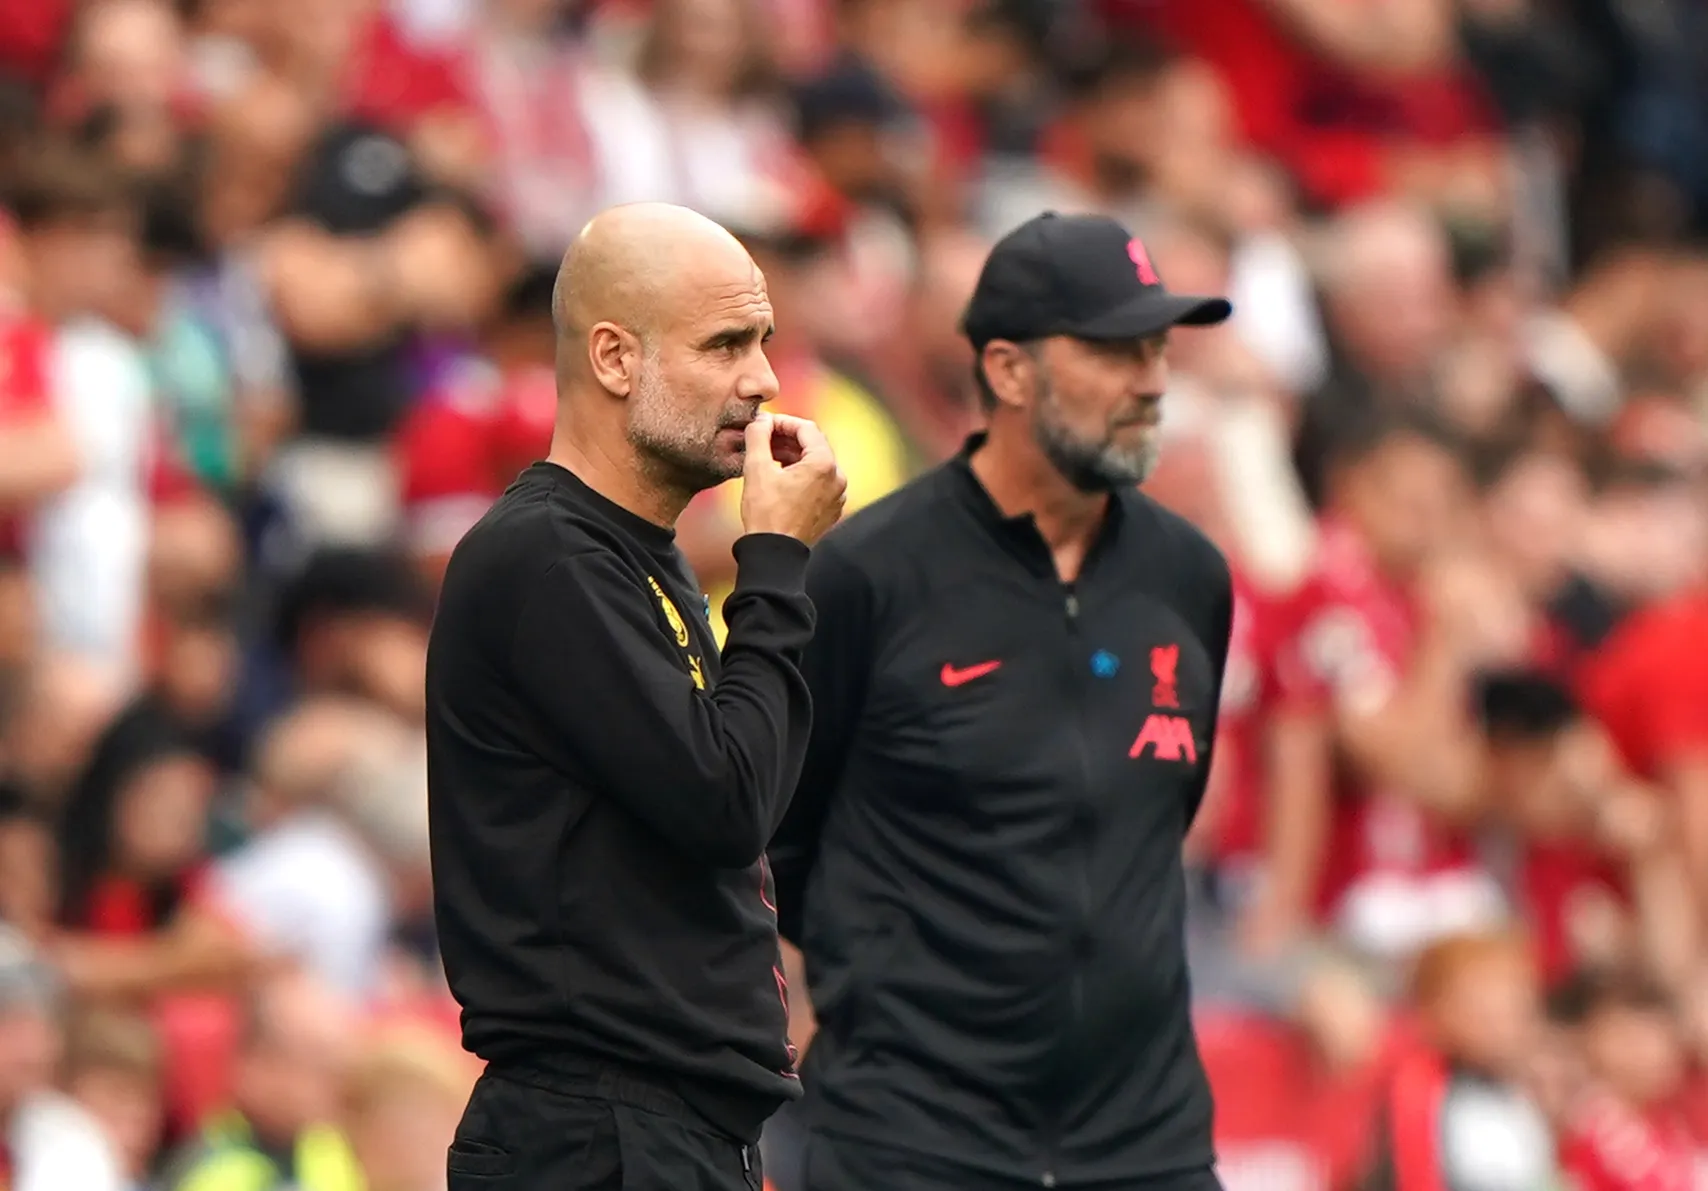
[741,1146,752,1173]
[1064,593,1079,620]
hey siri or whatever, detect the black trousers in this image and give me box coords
[448,1063,765,1191]
[798,1128,1223,1191]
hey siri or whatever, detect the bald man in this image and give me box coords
[425,204,846,1191]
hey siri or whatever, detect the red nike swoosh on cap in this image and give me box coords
[940,660,1002,687]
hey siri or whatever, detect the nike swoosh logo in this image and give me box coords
[940,660,1002,687]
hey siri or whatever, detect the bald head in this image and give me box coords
[245,968,358,1056]
[545,203,780,508]
[1319,200,1449,298]
[553,203,756,355]
[1317,200,1453,382]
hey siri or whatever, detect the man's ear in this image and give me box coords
[587,323,637,397]
[981,340,1035,411]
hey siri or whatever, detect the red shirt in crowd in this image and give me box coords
[1104,0,1494,209]
[1580,592,1708,781]
[1561,1092,1697,1191]
[0,0,72,87]
[78,865,211,938]
[1271,520,1481,929]
[0,307,55,559]
[1518,843,1631,985]
[1200,1011,1387,1191]
[395,358,556,557]
[1196,568,1281,867]
[1677,1076,1708,1182]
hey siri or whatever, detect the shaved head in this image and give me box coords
[553,203,754,357]
[549,203,780,507]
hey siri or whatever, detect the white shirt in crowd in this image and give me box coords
[27,318,154,685]
[207,812,392,999]
[9,1091,124,1191]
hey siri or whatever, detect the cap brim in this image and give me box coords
[1068,293,1233,341]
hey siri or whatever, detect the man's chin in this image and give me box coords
[1051,450,1156,494]
[690,460,742,490]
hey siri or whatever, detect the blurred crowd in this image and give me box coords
[0,0,1703,1188]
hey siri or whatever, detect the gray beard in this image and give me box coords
[1033,385,1159,494]
[626,366,744,495]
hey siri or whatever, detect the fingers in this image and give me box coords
[768,414,834,464]
[743,414,776,468]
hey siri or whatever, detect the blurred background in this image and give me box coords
[0,0,1705,1187]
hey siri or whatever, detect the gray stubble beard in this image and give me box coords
[1032,373,1160,494]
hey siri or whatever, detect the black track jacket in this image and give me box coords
[770,438,1234,1186]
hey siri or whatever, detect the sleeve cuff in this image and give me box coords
[731,533,810,593]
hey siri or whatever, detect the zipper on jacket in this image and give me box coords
[1042,587,1093,1188]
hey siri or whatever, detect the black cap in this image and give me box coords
[293,122,426,236]
[793,55,912,144]
[961,212,1232,348]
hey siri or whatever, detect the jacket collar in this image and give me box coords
[944,432,1131,581]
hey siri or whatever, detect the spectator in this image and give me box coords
[0,222,77,564]
[136,591,243,788]
[267,547,433,724]
[1364,931,1554,1191]
[869,225,985,459]
[1581,563,1708,919]
[159,969,362,1191]
[54,700,216,943]
[1477,447,1622,671]
[8,139,156,683]
[1554,972,1698,1191]
[0,652,127,808]
[449,0,602,260]
[1294,201,1458,507]
[616,0,793,227]
[973,35,1175,240]
[1269,407,1520,959]
[341,1025,475,1191]
[169,73,309,494]
[1576,461,1708,609]
[131,180,256,501]
[1477,670,1695,989]
[58,0,189,179]
[64,1009,168,1191]
[329,738,436,1002]
[46,698,255,1007]
[1134,0,1501,216]
[1145,214,1315,590]
[394,264,558,588]
[784,54,922,357]
[0,787,51,940]
[205,698,412,999]
[257,113,497,551]
[0,925,124,1190]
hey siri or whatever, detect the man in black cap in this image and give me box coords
[768,211,1236,1190]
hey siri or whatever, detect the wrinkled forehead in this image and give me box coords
[655,252,773,344]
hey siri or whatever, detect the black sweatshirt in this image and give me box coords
[771,440,1233,1186]
[426,462,811,1142]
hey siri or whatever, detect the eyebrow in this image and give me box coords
[694,323,774,352]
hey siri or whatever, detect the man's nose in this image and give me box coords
[744,347,780,406]
[1139,353,1170,393]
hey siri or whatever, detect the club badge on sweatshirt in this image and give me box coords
[648,575,706,689]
